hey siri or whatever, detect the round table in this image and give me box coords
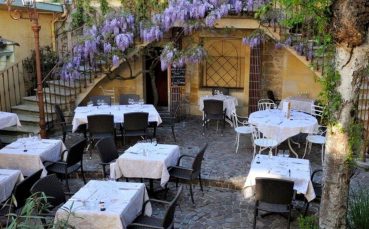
[249,109,318,157]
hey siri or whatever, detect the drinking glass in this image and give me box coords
[87,101,93,107]
[139,99,144,107]
[151,138,157,146]
[128,98,133,105]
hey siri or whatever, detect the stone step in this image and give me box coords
[40,87,75,97]
[11,104,55,116]
[47,79,84,89]
[17,114,42,124]
[22,95,69,108]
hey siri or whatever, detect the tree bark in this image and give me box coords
[319,42,369,229]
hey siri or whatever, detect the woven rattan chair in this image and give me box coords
[55,104,86,142]
[203,99,226,135]
[87,114,115,157]
[168,143,207,204]
[89,95,112,106]
[158,103,180,142]
[119,94,140,105]
[96,137,121,178]
[128,186,182,229]
[45,139,87,192]
[253,178,294,229]
[30,174,68,214]
[122,112,149,145]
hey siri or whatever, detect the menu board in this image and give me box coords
[171,67,186,86]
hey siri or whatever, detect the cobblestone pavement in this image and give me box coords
[56,116,368,228]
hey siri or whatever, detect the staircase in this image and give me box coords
[0,61,107,143]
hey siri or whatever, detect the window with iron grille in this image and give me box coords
[202,38,245,89]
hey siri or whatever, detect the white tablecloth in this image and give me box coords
[0,138,66,177]
[279,96,315,115]
[72,105,162,132]
[198,95,238,118]
[249,109,318,144]
[244,155,315,202]
[0,112,21,129]
[0,169,24,203]
[111,143,180,187]
[55,181,152,229]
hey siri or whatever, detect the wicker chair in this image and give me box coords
[128,186,182,229]
[89,95,112,106]
[0,169,43,226]
[87,114,115,157]
[253,178,294,229]
[168,143,207,204]
[158,103,180,142]
[119,94,140,105]
[96,137,121,178]
[45,139,87,192]
[55,104,86,142]
[122,112,149,145]
[203,99,226,135]
[30,174,68,214]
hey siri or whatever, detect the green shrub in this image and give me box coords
[298,215,318,229]
[348,187,369,229]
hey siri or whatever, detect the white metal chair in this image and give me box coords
[231,111,253,153]
[303,104,326,164]
[257,99,276,111]
[99,86,116,104]
[251,125,279,158]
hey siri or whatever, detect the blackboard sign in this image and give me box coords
[171,67,186,86]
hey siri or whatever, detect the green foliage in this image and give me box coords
[71,0,94,28]
[297,215,319,229]
[348,186,369,229]
[318,64,342,124]
[348,121,364,161]
[120,0,167,20]
[99,0,110,16]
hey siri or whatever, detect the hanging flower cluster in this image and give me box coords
[160,42,207,70]
[242,29,270,48]
[61,13,135,79]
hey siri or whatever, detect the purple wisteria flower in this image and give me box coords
[274,42,283,49]
[112,55,120,67]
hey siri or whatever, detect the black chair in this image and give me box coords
[30,174,68,214]
[253,178,294,229]
[45,139,87,192]
[267,90,281,105]
[121,112,149,145]
[212,87,229,95]
[55,104,87,142]
[168,143,207,204]
[203,99,226,135]
[158,103,180,142]
[89,95,112,106]
[96,137,121,178]
[87,114,115,157]
[0,169,43,226]
[128,186,183,229]
[119,94,140,105]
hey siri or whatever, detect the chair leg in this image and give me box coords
[304,202,310,216]
[199,174,203,192]
[287,208,291,229]
[253,205,258,229]
[81,166,86,184]
[62,133,66,142]
[303,140,309,158]
[171,126,176,142]
[175,178,178,188]
[235,133,240,153]
[102,165,107,178]
[189,182,194,204]
[65,174,70,192]
[321,144,325,165]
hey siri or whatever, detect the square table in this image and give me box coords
[0,112,21,129]
[72,104,162,132]
[244,155,316,202]
[55,181,152,229]
[110,143,180,187]
[0,169,24,203]
[0,138,66,177]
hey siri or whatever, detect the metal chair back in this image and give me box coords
[96,137,119,164]
[255,178,294,205]
[257,99,276,110]
[119,94,140,105]
[30,174,66,210]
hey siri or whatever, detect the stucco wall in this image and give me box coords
[0,10,55,65]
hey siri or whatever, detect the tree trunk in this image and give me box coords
[319,44,369,229]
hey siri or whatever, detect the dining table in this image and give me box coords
[72,104,162,132]
[0,112,21,129]
[55,180,152,229]
[244,154,316,202]
[249,109,318,157]
[0,137,66,177]
[198,94,238,119]
[110,143,180,187]
[0,169,24,203]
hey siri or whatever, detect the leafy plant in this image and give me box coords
[297,215,319,229]
[348,186,369,229]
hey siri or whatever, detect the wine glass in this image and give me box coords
[87,100,93,107]
[151,138,157,146]
[139,99,144,107]
[128,98,133,105]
